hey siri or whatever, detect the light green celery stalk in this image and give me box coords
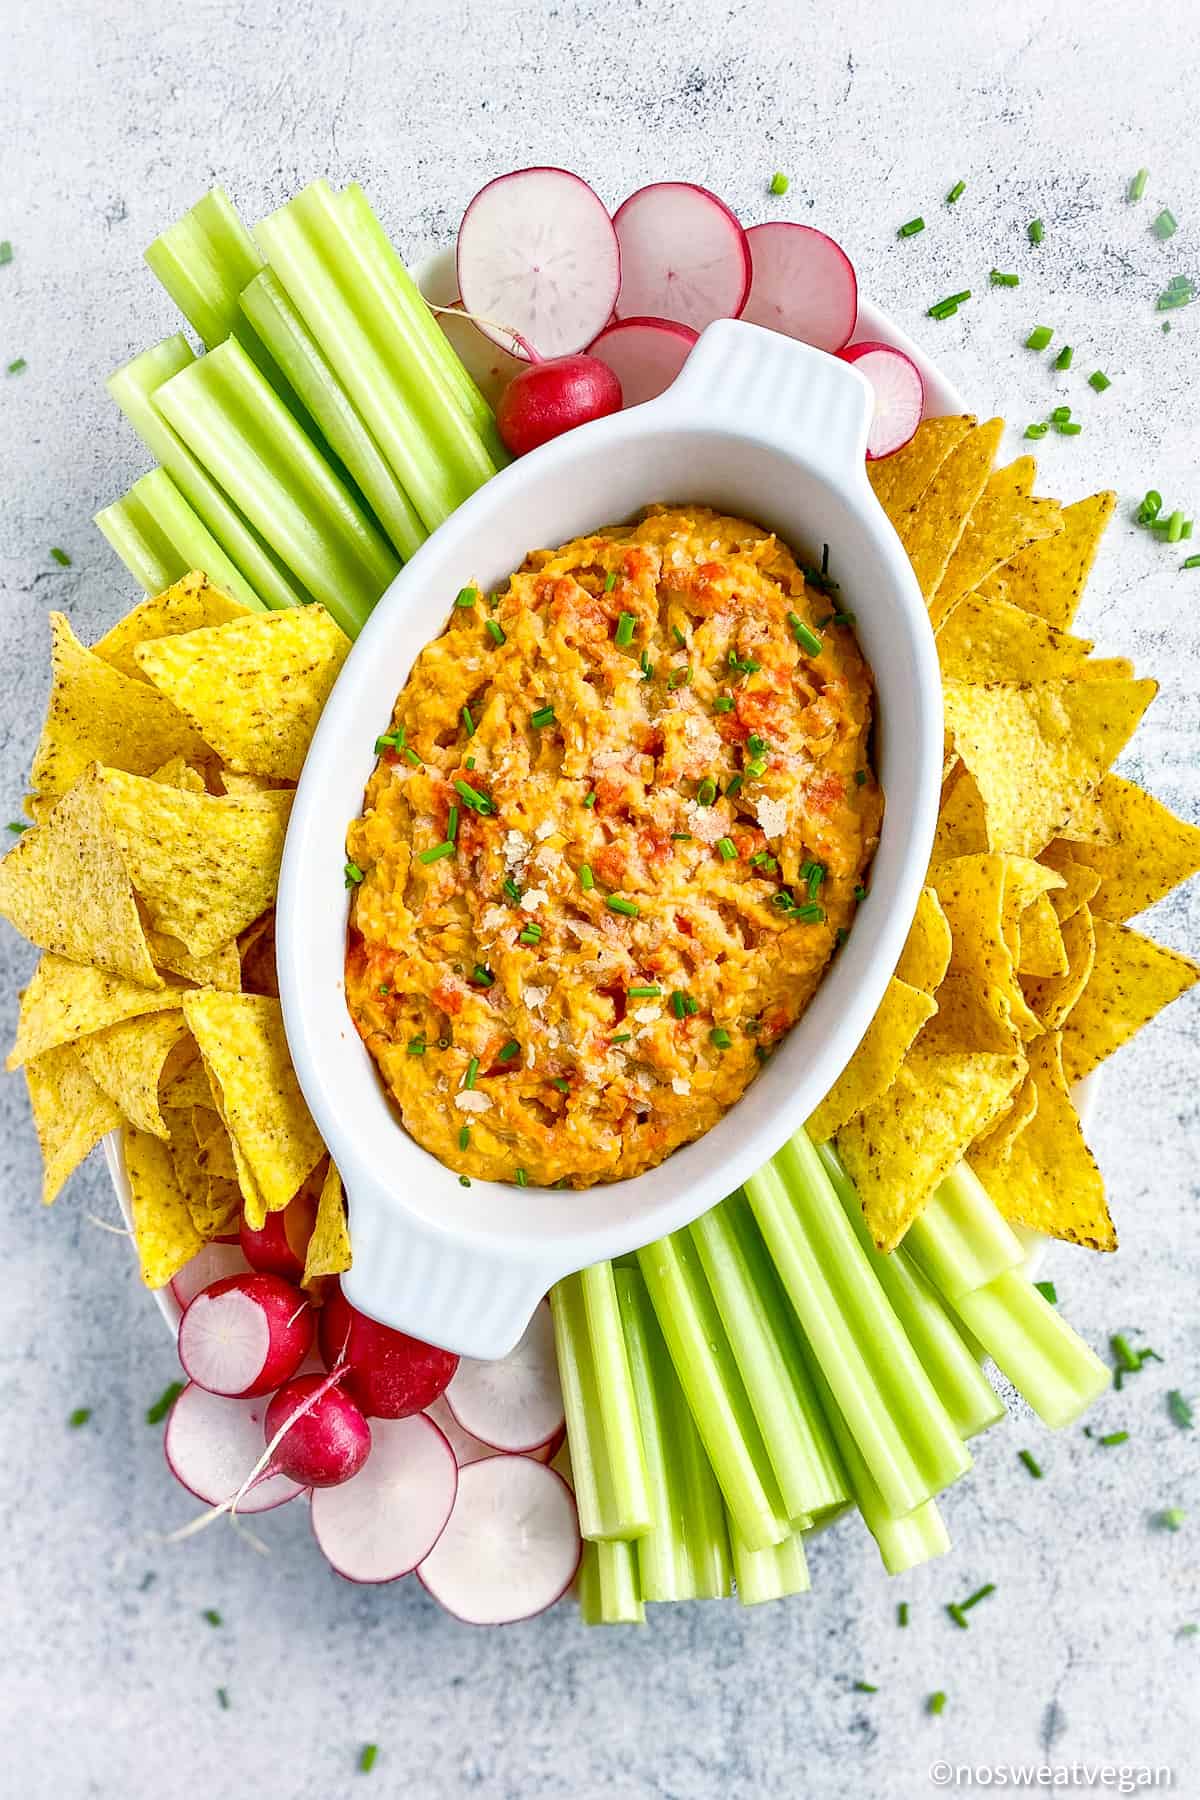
[146,186,269,353]
[637,1230,790,1552]
[818,1146,1006,1440]
[95,467,264,611]
[577,1540,645,1626]
[239,269,426,563]
[548,1270,651,1542]
[153,338,398,636]
[338,182,507,461]
[255,180,500,532]
[690,1192,849,1521]
[107,336,315,613]
[948,1270,1111,1429]
[747,1133,970,1519]
[729,1524,811,1606]
[904,1163,1024,1300]
[616,1266,731,1602]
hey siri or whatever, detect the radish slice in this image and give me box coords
[164,1381,305,1513]
[170,1242,251,1309]
[741,222,858,353]
[838,340,925,459]
[587,316,698,406]
[457,168,620,360]
[425,1394,494,1467]
[444,1298,564,1453]
[178,1272,313,1399]
[530,1423,566,1465]
[436,304,526,408]
[613,184,750,331]
[311,1414,457,1583]
[417,1456,581,1624]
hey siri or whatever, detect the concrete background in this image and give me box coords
[1,1,1197,1795]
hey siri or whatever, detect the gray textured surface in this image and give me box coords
[2,1,1198,1795]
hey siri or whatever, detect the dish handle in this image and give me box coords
[658,316,875,475]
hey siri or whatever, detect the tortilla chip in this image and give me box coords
[838,1044,1027,1251]
[867,415,976,522]
[24,1043,123,1205]
[931,766,989,863]
[181,992,325,1223]
[304,1159,352,1288]
[7,952,182,1070]
[1074,656,1135,682]
[150,756,208,794]
[1021,904,1097,1031]
[135,606,350,783]
[970,1063,1039,1163]
[897,419,1005,601]
[930,465,1062,628]
[163,1107,242,1240]
[807,978,937,1142]
[239,912,279,997]
[1060,919,1199,1086]
[96,768,292,957]
[990,491,1117,630]
[0,769,160,987]
[944,677,1157,858]
[160,1060,217,1110]
[124,1126,205,1287]
[918,973,1025,1055]
[937,594,1093,684]
[148,930,243,992]
[1017,894,1069,978]
[216,770,292,796]
[1041,775,1200,925]
[92,572,249,681]
[75,1011,191,1139]
[971,1032,1114,1251]
[1044,857,1102,923]
[895,888,953,993]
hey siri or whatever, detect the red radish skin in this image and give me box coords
[178,1272,313,1399]
[170,1241,251,1309]
[417,1456,581,1625]
[496,354,622,457]
[311,1413,458,1583]
[318,1283,458,1419]
[837,340,925,459]
[264,1373,371,1487]
[164,1381,305,1513]
[457,167,621,360]
[587,316,698,407]
[613,183,751,332]
[741,222,859,353]
[444,1298,564,1453]
[239,1186,317,1282]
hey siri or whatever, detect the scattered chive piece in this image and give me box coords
[518,925,542,945]
[1137,490,1163,524]
[946,1603,968,1629]
[464,1057,479,1090]
[793,902,825,923]
[807,862,826,898]
[1028,218,1045,244]
[670,990,689,1019]
[50,547,72,567]
[853,1681,878,1694]
[946,180,965,204]
[745,757,768,778]
[1157,275,1195,311]
[898,217,925,238]
[7,820,30,833]
[1053,345,1073,371]
[1024,422,1050,439]
[403,745,422,768]
[716,836,736,861]
[202,1609,222,1627]
[1182,521,1194,539]
[1034,1279,1058,1304]
[497,1039,520,1062]
[769,171,789,196]
[1183,555,1200,570]
[672,832,693,841]
[672,624,686,647]
[1179,1624,1199,1637]
[603,571,619,595]
[417,840,455,864]
[458,1126,470,1151]
[898,1602,909,1627]
[485,618,505,646]
[610,1032,632,1044]
[447,805,459,844]
[583,790,596,808]
[216,1688,229,1710]
[724,775,744,799]
[145,1381,184,1424]
[640,650,654,679]
[578,864,594,891]
[1128,167,1149,202]
[628,984,661,998]
[377,984,390,996]
[928,1692,947,1715]
[835,926,849,945]
[787,611,823,655]
[1153,208,1178,241]
[615,612,636,647]
[606,896,639,918]
[832,610,856,626]
[68,1407,92,1428]
[1026,324,1054,350]
[1110,1333,1140,1372]
[990,269,1020,287]
[1098,1430,1129,1447]
[344,861,364,887]
[928,295,969,320]
[470,964,494,986]
[503,877,521,903]
[713,695,734,713]
[1056,421,1082,436]
[461,704,475,737]
[0,241,12,265]
[7,357,27,375]
[465,755,475,770]
[1165,510,1185,543]
[1160,1508,1187,1532]
[515,1169,528,1187]
[455,585,478,608]
[406,1039,426,1056]
[1167,1391,1194,1429]
[552,1078,570,1094]
[667,665,691,689]
[1018,1448,1043,1479]
[961,1583,995,1611]
[1088,370,1112,392]
[697,776,717,806]
[854,768,867,786]
[453,778,492,813]
[530,705,556,728]
[710,1027,732,1049]
[359,1744,378,1773]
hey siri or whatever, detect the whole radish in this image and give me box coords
[318,1283,459,1419]
[264,1373,371,1487]
[178,1272,313,1399]
[239,1186,318,1283]
[496,353,622,457]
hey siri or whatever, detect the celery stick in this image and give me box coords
[578,1540,645,1626]
[338,182,506,460]
[749,1136,970,1517]
[146,186,268,352]
[548,1273,651,1542]
[690,1194,849,1521]
[730,1523,811,1606]
[154,338,397,635]
[255,181,499,532]
[239,269,426,563]
[818,1146,1006,1440]
[637,1231,789,1552]
[578,1263,653,1540]
[949,1271,1111,1429]
[95,467,264,611]
[108,337,315,613]
[904,1163,1024,1300]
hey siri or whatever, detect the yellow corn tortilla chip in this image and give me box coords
[148,930,243,992]
[1060,918,1199,1087]
[917,973,1025,1055]
[895,888,953,993]
[150,756,208,793]
[93,572,249,681]
[838,1044,1027,1252]
[1044,856,1102,923]
[7,952,182,1070]
[896,419,1005,601]
[75,1011,191,1140]
[1074,656,1135,682]
[990,491,1117,630]
[239,912,279,997]
[867,414,977,522]
[162,1106,241,1240]
[970,1063,1039,1164]
[1021,904,1097,1031]
[930,465,1062,628]
[937,594,1093,684]
[193,1106,241,1184]
[971,1031,1114,1252]
[0,769,160,987]
[807,978,937,1142]
[160,1060,218,1110]
[181,992,325,1222]
[217,770,292,796]
[29,614,209,805]
[24,1043,123,1205]
[931,766,989,864]
[135,606,350,783]
[943,677,1157,858]
[304,1159,352,1288]
[1041,775,1200,925]
[1017,893,1069,977]
[124,1126,205,1288]
[931,853,1044,1042]
[96,768,292,957]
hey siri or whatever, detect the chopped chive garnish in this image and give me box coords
[640,650,654,679]
[1018,1448,1043,1479]
[928,1692,947,1715]
[470,964,494,986]
[417,840,455,864]
[68,1407,92,1428]
[628,984,661,998]
[0,242,12,266]
[461,704,475,736]
[1088,370,1112,393]
[672,624,686,646]
[745,757,768,778]
[807,864,826,898]
[669,990,689,1019]
[793,903,825,923]
[1160,1507,1187,1531]
[518,924,542,945]
[716,836,736,860]
[960,1583,995,1611]
[1153,208,1178,241]
[853,1681,878,1694]
[202,1609,222,1627]
[710,1027,732,1049]
[403,745,422,768]
[6,358,26,374]
[832,610,856,626]
[552,1078,570,1094]
[407,1039,426,1056]
[713,695,734,713]
[615,612,636,647]
[787,611,822,655]
[855,768,867,786]
[1053,345,1073,371]
[453,778,492,813]
[672,832,692,841]
[990,269,1020,287]
[377,984,390,995]
[497,1039,520,1062]
[344,861,364,887]
[1110,1333,1141,1372]
[578,863,594,890]
[359,1744,378,1773]
[835,926,849,945]
[216,1688,229,1710]
[374,729,401,753]
[464,1057,479,1090]
[697,776,717,806]
[458,1126,470,1151]
[1028,218,1044,244]
[724,775,744,799]
[1157,275,1195,311]
[854,883,868,901]
[1183,555,1200,569]
[1137,490,1163,524]
[1167,1390,1193,1429]
[1128,167,1149,202]
[530,705,556,728]
[610,1032,632,1043]
[465,756,475,770]
[503,877,521,903]
[898,217,925,238]
[667,665,691,689]
[447,805,459,843]
[946,1603,968,1629]
[769,171,789,195]
[1034,1279,1058,1304]
[50,547,72,567]
[455,585,478,608]
[459,1175,471,1187]
[1057,421,1082,436]
[946,180,965,204]
[927,297,962,320]
[1025,324,1054,350]
[485,618,506,646]
[898,1602,909,1627]
[583,790,596,808]
[515,1168,528,1186]
[8,820,30,834]
[1182,521,1193,539]
[604,570,618,592]
[607,896,639,917]
[1098,1430,1129,1447]
[1024,422,1049,439]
